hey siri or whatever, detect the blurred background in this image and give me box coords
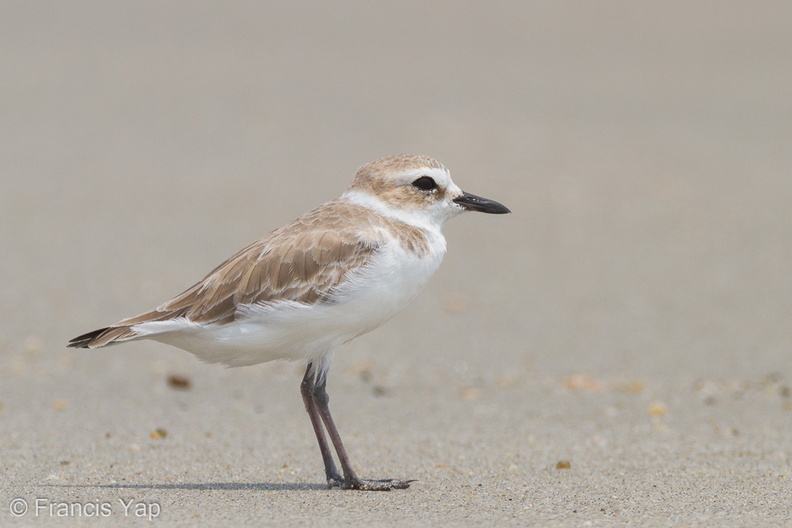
[2,1,791,522]
[3,1,790,380]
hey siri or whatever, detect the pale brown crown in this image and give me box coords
[353,154,446,181]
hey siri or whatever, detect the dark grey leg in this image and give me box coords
[300,363,343,487]
[309,368,412,491]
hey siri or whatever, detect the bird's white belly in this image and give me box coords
[144,240,445,367]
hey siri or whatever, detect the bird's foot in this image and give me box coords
[325,472,344,489]
[340,477,414,491]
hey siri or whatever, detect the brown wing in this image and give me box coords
[68,201,386,348]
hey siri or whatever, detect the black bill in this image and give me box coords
[453,191,511,214]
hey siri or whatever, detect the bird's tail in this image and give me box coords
[67,326,141,349]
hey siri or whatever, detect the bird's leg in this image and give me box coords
[300,363,343,487]
[311,372,412,491]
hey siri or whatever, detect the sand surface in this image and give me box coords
[2,2,792,526]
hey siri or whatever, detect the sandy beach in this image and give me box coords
[2,2,792,526]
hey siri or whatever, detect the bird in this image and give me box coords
[68,154,510,490]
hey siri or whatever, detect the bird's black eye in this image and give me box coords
[412,176,437,191]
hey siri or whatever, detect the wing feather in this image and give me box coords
[68,199,428,348]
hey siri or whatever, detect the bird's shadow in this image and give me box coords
[47,482,329,492]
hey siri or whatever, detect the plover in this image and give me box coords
[69,154,509,490]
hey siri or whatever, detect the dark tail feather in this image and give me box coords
[68,328,110,348]
[67,326,138,348]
